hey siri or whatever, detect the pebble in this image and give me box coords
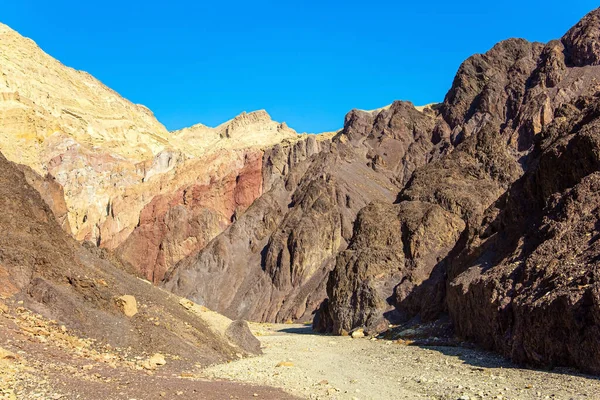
[275,361,294,367]
[351,329,365,339]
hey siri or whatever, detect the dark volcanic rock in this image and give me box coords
[563,9,600,67]
[316,8,600,374]
[447,95,600,373]
[322,201,463,334]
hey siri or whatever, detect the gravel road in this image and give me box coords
[202,324,600,400]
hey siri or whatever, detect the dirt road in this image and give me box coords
[202,324,600,400]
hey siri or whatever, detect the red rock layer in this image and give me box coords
[117,150,264,283]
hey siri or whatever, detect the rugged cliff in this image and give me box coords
[3,7,600,375]
[315,8,600,374]
[0,23,326,284]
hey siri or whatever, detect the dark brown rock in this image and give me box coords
[225,320,262,355]
[163,101,447,323]
[563,8,600,67]
[447,95,600,373]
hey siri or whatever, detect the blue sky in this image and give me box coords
[2,1,598,133]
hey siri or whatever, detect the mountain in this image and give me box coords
[0,23,327,284]
[314,8,600,373]
[165,8,600,373]
[3,7,600,376]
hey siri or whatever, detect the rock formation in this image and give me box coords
[0,150,250,364]
[3,7,600,375]
[315,7,600,374]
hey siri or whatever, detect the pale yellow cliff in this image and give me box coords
[0,22,325,257]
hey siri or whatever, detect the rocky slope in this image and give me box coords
[0,22,323,284]
[0,149,261,363]
[312,8,600,374]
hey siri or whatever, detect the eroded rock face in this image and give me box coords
[0,151,247,365]
[163,137,340,322]
[164,101,448,322]
[317,7,600,374]
[116,150,265,282]
[447,95,600,373]
[320,201,464,334]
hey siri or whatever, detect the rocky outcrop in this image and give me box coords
[317,8,600,374]
[0,150,250,365]
[319,201,464,334]
[447,94,600,373]
[163,101,447,322]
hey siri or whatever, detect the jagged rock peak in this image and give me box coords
[172,109,301,153]
[227,109,273,127]
[562,7,600,66]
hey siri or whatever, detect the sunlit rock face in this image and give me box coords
[0,23,319,282]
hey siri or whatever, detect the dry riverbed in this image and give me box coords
[202,324,600,400]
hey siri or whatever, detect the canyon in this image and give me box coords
[2,7,600,399]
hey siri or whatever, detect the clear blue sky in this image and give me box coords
[2,1,597,133]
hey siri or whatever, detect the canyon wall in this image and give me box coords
[4,8,600,374]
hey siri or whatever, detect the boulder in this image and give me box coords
[115,295,138,317]
[225,320,262,355]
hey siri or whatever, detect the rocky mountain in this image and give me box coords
[313,8,600,374]
[3,7,600,377]
[0,22,325,284]
[164,8,600,373]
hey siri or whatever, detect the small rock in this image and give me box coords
[275,361,294,367]
[115,295,138,317]
[459,396,470,400]
[149,353,166,366]
[0,347,17,360]
[351,329,365,339]
[142,353,166,370]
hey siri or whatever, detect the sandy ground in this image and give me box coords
[202,324,600,400]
